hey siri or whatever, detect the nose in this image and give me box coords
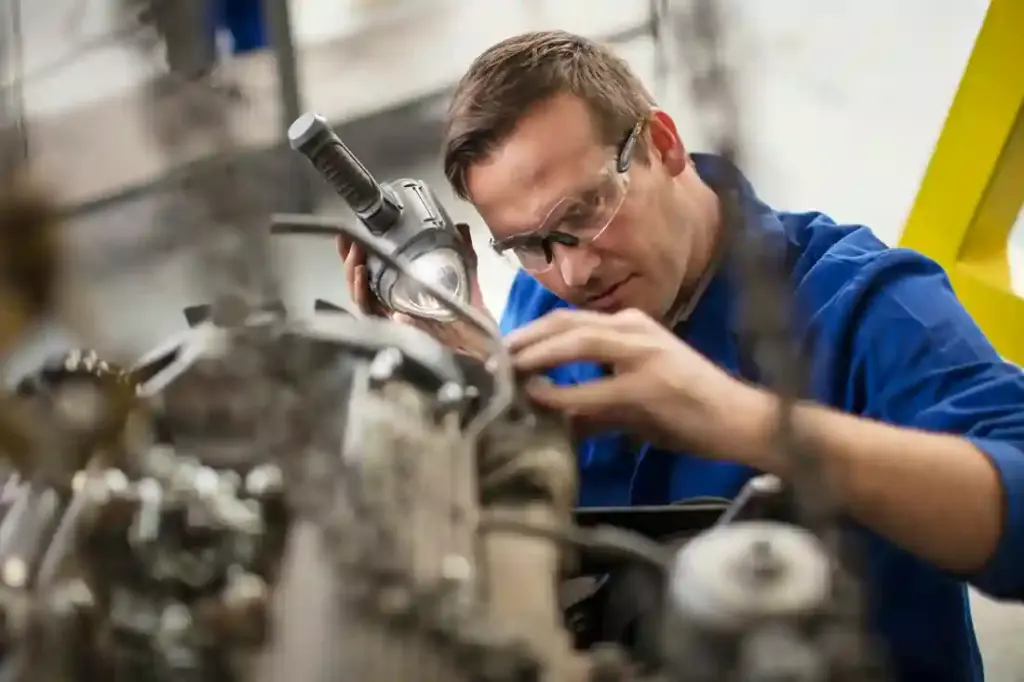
[553,243,600,289]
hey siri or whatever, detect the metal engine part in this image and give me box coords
[670,522,832,632]
[0,299,603,682]
[242,315,593,682]
[666,521,834,682]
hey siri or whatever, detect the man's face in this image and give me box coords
[465,94,697,318]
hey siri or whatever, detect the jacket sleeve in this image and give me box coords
[828,247,1024,599]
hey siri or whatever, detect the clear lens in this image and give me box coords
[387,248,469,321]
[512,168,630,274]
[510,248,551,273]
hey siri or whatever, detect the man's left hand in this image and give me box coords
[506,308,745,451]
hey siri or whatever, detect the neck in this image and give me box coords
[663,182,722,326]
[687,186,723,288]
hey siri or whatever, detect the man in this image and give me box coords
[339,30,1024,681]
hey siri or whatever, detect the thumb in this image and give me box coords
[391,312,445,339]
[390,312,423,328]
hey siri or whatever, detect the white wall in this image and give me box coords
[19,0,424,118]
[451,0,1018,310]
[21,0,1020,291]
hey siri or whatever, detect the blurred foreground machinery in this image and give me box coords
[0,330,885,682]
[0,0,887,681]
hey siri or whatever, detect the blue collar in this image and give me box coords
[682,153,790,337]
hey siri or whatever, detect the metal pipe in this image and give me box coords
[261,0,315,213]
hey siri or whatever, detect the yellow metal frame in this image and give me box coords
[899,0,1024,364]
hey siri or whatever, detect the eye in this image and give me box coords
[560,211,589,230]
[559,201,599,231]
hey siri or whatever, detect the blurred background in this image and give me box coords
[4,0,1024,675]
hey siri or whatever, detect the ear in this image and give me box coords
[648,109,688,177]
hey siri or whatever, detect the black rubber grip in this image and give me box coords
[288,112,384,219]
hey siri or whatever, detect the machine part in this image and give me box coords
[253,346,497,682]
[0,177,63,352]
[0,0,28,179]
[737,623,828,682]
[1,348,140,487]
[669,521,832,632]
[662,521,836,682]
[715,473,792,526]
[474,395,586,681]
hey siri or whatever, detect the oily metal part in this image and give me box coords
[123,5,595,682]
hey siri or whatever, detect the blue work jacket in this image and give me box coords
[499,154,1024,682]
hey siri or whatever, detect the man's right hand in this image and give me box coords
[336,225,497,359]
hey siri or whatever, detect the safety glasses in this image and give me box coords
[490,118,645,273]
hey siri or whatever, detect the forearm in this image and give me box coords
[715,385,1004,574]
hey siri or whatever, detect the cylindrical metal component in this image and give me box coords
[0,485,64,588]
[255,361,482,682]
[669,521,832,633]
[148,0,218,77]
[480,501,586,682]
[738,623,827,682]
[477,410,583,681]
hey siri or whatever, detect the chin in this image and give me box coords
[582,283,650,315]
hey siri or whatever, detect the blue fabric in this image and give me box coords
[499,154,1024,682]
[216,0,267,54]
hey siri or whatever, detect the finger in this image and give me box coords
[344,242,366,273]
[525,374,634,419]
[395,315,453,343]
[349,242,366,267]
[336,235,350,261]
[505,308,617,352]
[353,265,374,315]
[392,312,426,329]
[512,327,642,371]
[343,243,360,294]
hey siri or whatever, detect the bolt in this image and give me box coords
[104,468,130,495]
[1,559,27,589]
[193,466,219,497]
[368,348,403,387]
[750,474,783,494]
[441,554,472,584]
[745,539,784,583]
[245,464,282,497]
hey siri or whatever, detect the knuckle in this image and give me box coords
[575,327,608,355]
[615,307,650,325]
[547,308,573,323]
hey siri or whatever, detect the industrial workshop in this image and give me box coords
[0,0,1022,681]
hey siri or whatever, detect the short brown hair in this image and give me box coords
[442,30,654,199]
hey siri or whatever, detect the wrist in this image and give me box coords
[704,381,781,470]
